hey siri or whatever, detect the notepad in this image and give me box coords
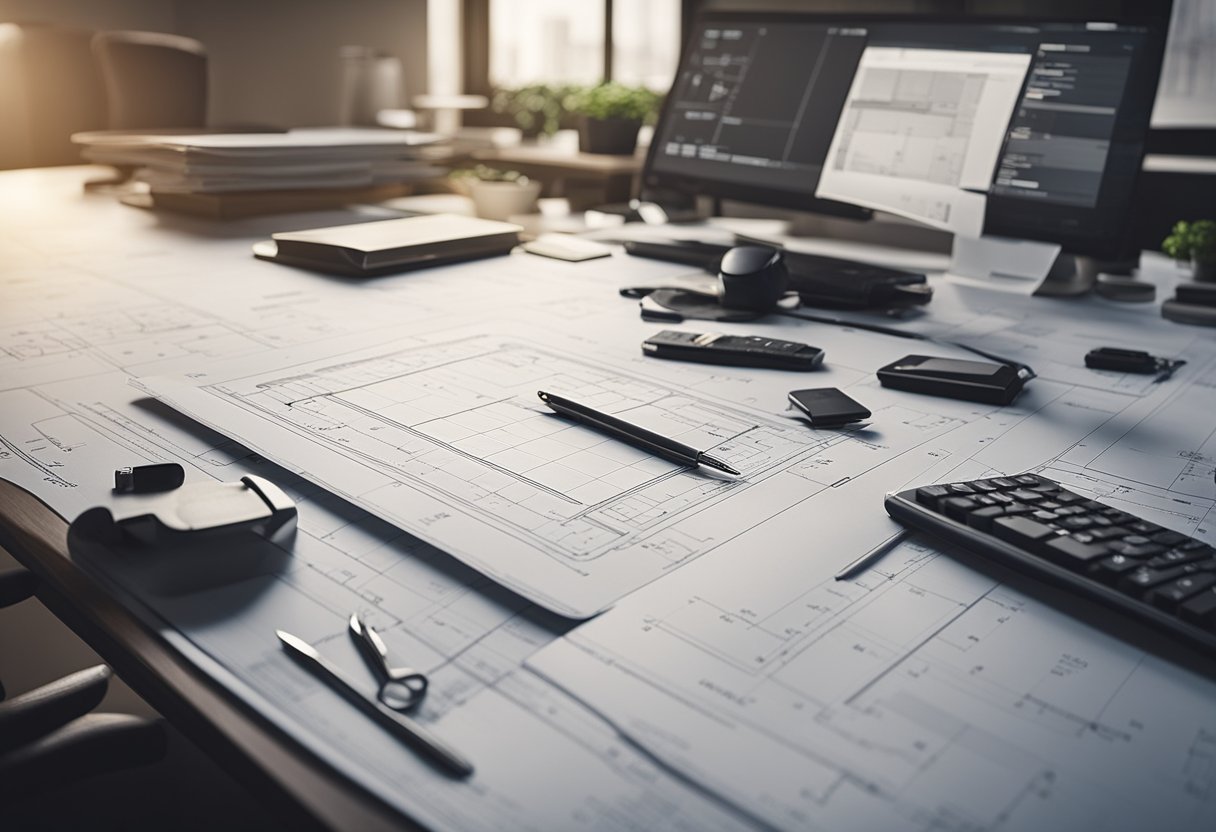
[253,214,522,276]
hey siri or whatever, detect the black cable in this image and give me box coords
[779,308,1038,380]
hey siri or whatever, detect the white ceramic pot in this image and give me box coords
[468,179,542,221]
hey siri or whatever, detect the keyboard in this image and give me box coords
[884,473,1216,657]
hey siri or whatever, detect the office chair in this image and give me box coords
[91,30,208,130]
[0,566,166,802]
[0,22,109,169]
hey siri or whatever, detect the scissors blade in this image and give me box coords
[349,612,392,674]
[277,629,322,662]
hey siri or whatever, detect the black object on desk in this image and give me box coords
[787,388,871,428]
[877,355,1027,406]
[537,391,741,476]
[253,215,521,277]
[624,238,931,310]
[1085,347,1185,381]
[886,472,1216,658]
[642,330,824,370]
[113,462,185,494]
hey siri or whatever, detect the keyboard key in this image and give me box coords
[1053,491,1086,505]
[1090,554,1141,584]
[966,506,1008,533]
[1009,489,1043,503]
[1061,516,1094,531]
[990,478,1018,489]
[988,492,1014,505]
[1152,530,1188,547]
[993,516,1059,550]
[1180,589,1216,630]
[1179,540,1213,553]
[941,496,979,521]
[946,483,976,495]
[970,480,1000,493]
[1043,536,1110,570]
[1088,526,1126,541]
[1128,521,1163,536]
[1013,475,1043,486]
[1120,565,1190,595]
[1147,574,1216,612]
[1147,548,1213,569]
[1032,509,1059,523]
[916,485,950,508]
[1108,541,1166,558]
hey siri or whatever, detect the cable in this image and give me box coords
[779,308,1038,380]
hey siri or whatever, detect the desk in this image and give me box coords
[2,166,1214,831]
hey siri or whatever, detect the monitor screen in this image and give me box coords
[643,13,1167,258]
[644,17,870,217]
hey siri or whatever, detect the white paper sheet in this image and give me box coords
[816,47,1032,236]
[528,354,1216,830]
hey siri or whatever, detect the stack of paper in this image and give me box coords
[73,128,449,194]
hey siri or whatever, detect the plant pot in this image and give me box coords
[467,179,542,221]
[1193,257,1216,283]
[577,116,641,155]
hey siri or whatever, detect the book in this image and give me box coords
[254,214,522,276]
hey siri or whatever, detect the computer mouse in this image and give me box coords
[718,245,789,311]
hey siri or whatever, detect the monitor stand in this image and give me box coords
[949,235,1108,297]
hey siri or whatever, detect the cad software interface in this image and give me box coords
[649,18,1149,214]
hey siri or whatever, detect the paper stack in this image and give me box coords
[74,127,449,193]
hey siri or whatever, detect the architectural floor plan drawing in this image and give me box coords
[528,351,1216,831]
[816,46,1030,235]
[2,376,752,832]
[143,332,970,618]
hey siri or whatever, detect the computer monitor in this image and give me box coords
[643,12,1167,261]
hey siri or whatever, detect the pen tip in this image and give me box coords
[700,455,741,476]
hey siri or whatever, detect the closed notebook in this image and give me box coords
[254,214,522,276]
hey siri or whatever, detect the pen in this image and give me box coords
[537,391,741,476]
[834,530,906,581]
[276,630,474,778]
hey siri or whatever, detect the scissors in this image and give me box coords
[348,612,429,711]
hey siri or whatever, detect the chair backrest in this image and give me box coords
[92,30,207,130]
[0,22,108,169]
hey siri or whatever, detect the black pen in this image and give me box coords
[537,391,741,476]
[276,630,474,778]
[834,530,906,581]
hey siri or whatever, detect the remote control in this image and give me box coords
[642,330,824,370]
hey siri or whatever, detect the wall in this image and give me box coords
[0,0,175,32]
[0,0,428,129]
[175,0,428,127]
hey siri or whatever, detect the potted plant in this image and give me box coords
[491,83,577,138]
[451,165,541,221]
[1162,219,1216,282]
[565,82,662,155]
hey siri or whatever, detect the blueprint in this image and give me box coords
[141,327,983,618]
[0,184,764,830]
[529,351,1216,831]
[3,168,1216,831]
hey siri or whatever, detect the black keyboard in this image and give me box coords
[885,473,1216,657]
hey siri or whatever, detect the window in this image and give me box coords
[612,0,681,90]
[476,0,681,92]
[489,0,606,87]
